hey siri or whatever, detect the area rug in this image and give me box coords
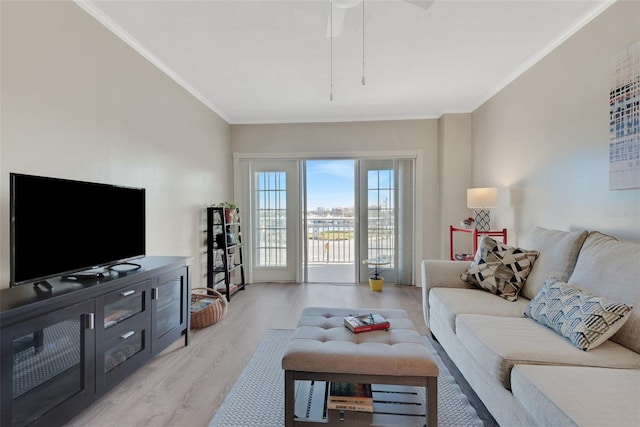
[210,329,483,427]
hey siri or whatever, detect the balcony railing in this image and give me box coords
[307,218,354,263]
[307,217,394,264]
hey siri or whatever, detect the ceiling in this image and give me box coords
[78,0,613,124]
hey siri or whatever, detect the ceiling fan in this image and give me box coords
[325,0,434,100]
[326,0,435,38]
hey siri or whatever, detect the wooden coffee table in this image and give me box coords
[282,307,439,426]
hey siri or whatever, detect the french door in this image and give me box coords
[358,159,414,285]
[240,157,414,285]
[242,160,301,282]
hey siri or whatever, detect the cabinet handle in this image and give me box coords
[120,290,136,297]
[152,287,159,300]
[120,331,135,340]
[87,312,95,330]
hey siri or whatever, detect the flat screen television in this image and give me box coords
[10,173,146,286]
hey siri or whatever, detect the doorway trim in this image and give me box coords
[233,150,424,285]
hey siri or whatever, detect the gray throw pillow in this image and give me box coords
[525,277,634,351]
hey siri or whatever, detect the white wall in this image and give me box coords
[231,119,441,283]
[0,1,232,289]
[472,0,640,244]
[5,0,629,292]
[438,114,473,257]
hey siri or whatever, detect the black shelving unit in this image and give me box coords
[207,206,246,301]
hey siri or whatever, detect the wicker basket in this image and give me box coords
[190,287,228,329]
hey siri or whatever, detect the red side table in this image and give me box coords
[449,225,507,261]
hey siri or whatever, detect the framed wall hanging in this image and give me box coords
[609,40,640,190]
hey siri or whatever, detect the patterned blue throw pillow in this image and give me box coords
[525,277,634,351]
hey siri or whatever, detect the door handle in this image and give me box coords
[120,331,135,340]
[87,312,95,330]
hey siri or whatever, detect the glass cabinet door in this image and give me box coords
[151,267,188,354]
[1,300,95,427]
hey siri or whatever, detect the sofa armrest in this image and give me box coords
[421,260,473,330]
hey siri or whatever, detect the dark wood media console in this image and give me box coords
[0,256,191,427]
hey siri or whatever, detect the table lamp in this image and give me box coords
[467,187,497,231]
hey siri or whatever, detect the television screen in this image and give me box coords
[10,173,146,286]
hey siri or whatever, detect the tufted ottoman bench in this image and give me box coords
[282,307,438,426]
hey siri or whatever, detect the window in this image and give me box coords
[255,171,287,267]
[367,168,395,266]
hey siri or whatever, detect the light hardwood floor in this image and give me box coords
[67,282,429,427]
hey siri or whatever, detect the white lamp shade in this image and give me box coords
[467,187,497,209]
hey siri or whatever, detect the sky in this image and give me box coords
[306,160,354,210]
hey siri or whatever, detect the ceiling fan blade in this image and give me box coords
[326,6,349,38]
[324,0,432,39]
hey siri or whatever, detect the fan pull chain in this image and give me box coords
[362,0,366,86]
[330,2,334,101]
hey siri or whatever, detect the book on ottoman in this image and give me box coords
[327,382,373,412]
[344,312,390,333]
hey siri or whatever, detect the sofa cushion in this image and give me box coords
[455,314,640,389]
[460,236,539,302]
[429,288,529,332]
[521,227,588,300]
[511,365,640,427]
[526,278,634,351]
[567,232,640,353]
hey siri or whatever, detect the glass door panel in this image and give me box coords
[155,279,181,338]
[366,168,395,264]
[151,267,187,354]
[358,158,415,285]
[249,160,300,282]
[359,160,395,283]
[6,301,94,427]
[12,321,81,425]
[256,171,288,268]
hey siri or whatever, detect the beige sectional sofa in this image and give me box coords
[421,227,640,426]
